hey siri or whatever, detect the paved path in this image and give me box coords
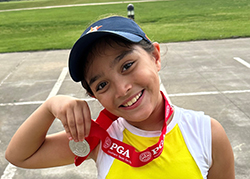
[0,0,163,12]
[1,38,250,179]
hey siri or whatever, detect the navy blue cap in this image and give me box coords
[68,16,151,82]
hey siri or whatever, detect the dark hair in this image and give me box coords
[80,36,155,96]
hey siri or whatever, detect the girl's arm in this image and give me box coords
[5,95,92,168]
[207,118,235,179]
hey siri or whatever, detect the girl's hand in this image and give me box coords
[48,95,91,142]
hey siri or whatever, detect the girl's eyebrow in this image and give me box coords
[89,74,101,87]
[88,48,135,87]
[110,49,134,68]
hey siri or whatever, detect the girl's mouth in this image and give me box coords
[121,90,144,107]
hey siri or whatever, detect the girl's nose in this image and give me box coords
[114,77,132,98]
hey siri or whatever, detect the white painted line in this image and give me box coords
[168,91,220,97]
[221,89,250,94]
[234,57,250,68]
[46,67,68,100]
[168,89,250,97]
[1,163,17,179]
[0,54,28,87]
[0,101,44,106]
[0,0,164,12]
[1,67,67,179]
[0,72,13,87]
[0,98,96,107]
[233,143,245,151]
[1,89,250,107]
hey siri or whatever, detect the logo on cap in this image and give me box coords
[87,25,103,34]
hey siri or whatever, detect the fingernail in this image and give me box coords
[69,137,73,140]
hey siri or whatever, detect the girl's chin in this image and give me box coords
[120,106,153,121]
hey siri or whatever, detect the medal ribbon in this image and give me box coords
[74,92,173,167]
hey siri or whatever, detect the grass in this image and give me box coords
[0,0,122,10]
[0,0,249,53]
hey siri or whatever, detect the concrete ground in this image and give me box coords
[0,38,249,179]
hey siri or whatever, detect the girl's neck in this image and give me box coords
[127,94,167,131]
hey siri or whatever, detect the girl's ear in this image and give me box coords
[152,42,161,71]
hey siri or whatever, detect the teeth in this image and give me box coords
[123,92,142,107]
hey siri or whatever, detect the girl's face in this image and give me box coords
[86,41,164,130]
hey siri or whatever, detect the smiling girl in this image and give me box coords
[5,16,234,179]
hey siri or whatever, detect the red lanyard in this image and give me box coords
[74,92,173,167]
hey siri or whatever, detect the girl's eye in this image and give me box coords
[122,61,134,72]
[96,81,107,91]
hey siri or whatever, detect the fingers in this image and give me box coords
[73,101,91,142]
[66,107,77,141]
[57,98,91,142]
[60,115,72,140]
[83,103,91,138]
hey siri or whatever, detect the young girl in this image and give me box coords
[5,16,234,179]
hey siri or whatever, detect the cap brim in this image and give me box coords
[69,31,143,82]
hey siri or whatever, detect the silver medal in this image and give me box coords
[69,140,90,157]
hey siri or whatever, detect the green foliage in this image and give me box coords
[0,0,249,52]
[0,0,121,10]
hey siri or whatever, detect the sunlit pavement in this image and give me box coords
[1,38,249,179]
